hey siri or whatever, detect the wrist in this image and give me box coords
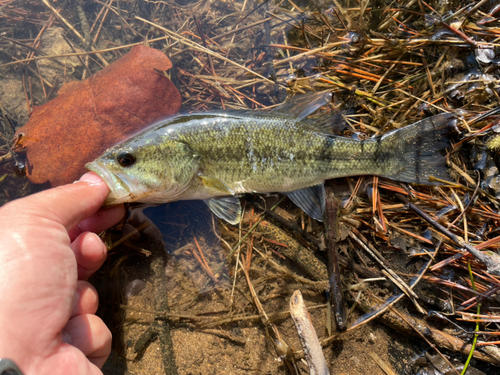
[0,358,24,375]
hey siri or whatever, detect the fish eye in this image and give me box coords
[116,150,136,167]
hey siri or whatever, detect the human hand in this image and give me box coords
[0,172,125,375]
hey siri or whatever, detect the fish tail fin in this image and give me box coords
[381,113,455,185]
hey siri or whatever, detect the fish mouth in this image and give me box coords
[85,161,136,205]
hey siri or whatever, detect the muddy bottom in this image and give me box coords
[92,202,447,375]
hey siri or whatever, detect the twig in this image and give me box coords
[369,352,396,375]
[0,37,174,67]
[239,258,295,372]
[290,290,330,375]
[356,292,500,365]
[398,195,500,276]
[134,16,275,84]
[41,0,84,42]
[323,185,347,332]
[349,228,425,314]
[193,15,216,77]
[349,253,436,331]
[0,101,15,136]
[192,236,218,283]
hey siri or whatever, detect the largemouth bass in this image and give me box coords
[86,92,454,224]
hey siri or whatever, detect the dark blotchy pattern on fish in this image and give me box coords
[148,112,451,195]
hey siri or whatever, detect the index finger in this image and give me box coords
[67,205,125,242]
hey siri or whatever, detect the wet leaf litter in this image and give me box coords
[2,1,500,374]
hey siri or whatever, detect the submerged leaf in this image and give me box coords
[15,45,182,186]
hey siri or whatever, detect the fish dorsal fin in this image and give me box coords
[193,92,340,135]
[198,174,235,195]
[270,91,333,121]
[285,183,326,222]
[204,197,242,224]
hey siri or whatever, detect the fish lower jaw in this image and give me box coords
[122,189,192,205]
[85,162,132,198]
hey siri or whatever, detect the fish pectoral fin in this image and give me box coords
[285,183,326,222]
[198,174,235,195]
[204,197,242,225]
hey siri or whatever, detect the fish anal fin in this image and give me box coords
[204,197,242,225]
[285,183,326,222]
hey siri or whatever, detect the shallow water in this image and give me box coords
[2,1,500,374]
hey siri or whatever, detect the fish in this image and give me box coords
[86,92,454,224]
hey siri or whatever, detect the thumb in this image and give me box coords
[6,172,110,232]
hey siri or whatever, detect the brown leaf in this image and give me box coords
[15,45,181,186]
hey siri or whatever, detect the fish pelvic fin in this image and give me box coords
[204,196,242,225]
[381,113,455,185]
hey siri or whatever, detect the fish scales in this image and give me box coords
[86,92,454,224]
[167,115,395,194]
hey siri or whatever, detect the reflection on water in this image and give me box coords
[143,201,219,253]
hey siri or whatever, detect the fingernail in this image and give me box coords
[79,172,103,185]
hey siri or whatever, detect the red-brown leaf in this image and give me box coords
[15,45,181,186]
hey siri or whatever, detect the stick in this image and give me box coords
[290,290,330,375]
[356,293,500,365]
[41,0,109,66]
[134,16,275,84]
[398,195,500,276]
[323,185,347,331]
